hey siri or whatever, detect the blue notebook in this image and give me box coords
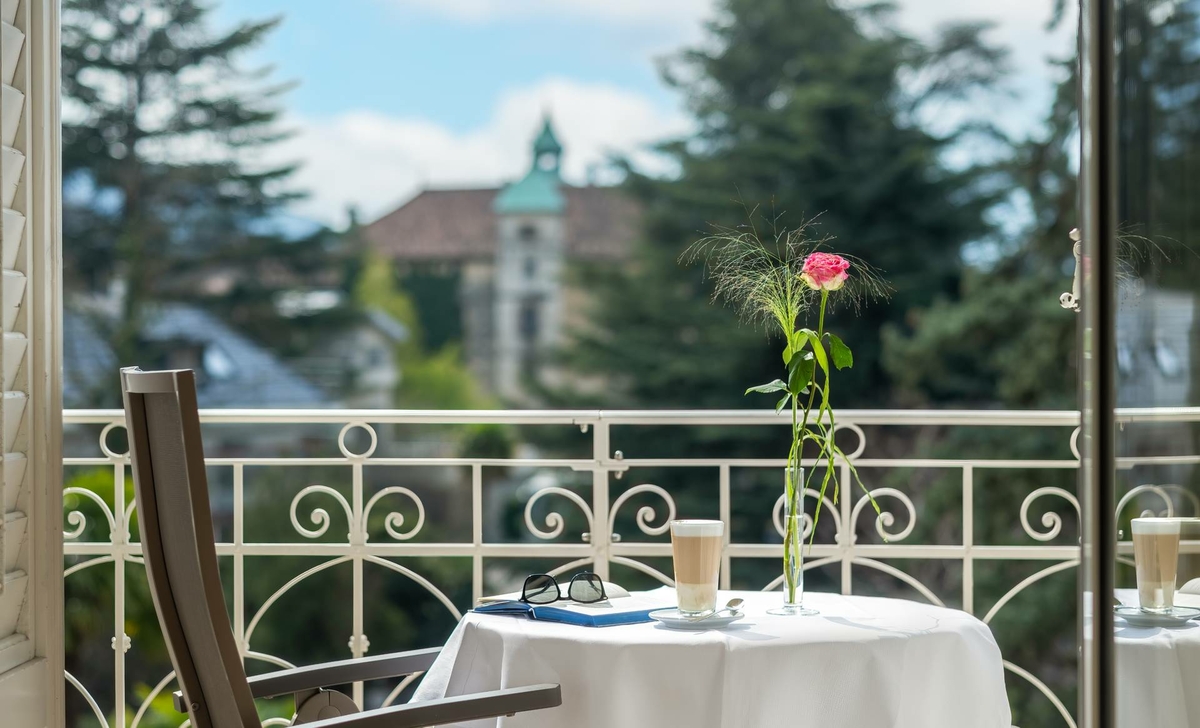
[474,600,657,627]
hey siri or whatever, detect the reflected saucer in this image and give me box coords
[1114,605,1200,628]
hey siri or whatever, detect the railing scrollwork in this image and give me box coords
[1020,487,1080,542]
[363,486,426,541]
[772,487,832,542]
[289,484,354,540]
[850,487,917,543]
[63,487,116,541]
[64,406,1200,728]
[608,483,676,542]
[524,486,594,541]
[1115,484,1174,520]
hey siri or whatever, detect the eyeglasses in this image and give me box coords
[520,572,607,605]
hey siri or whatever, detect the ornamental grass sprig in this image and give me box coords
[683,217,890,547]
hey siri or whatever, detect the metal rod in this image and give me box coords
[1080,0,1119,719]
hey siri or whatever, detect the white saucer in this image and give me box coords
[1115,605,1200,628]
[649,608,745,630]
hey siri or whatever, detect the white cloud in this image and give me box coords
[271,77,690,227]
[882,0,1075,136]
[386,0,1070,137]
[276,0,1072,227]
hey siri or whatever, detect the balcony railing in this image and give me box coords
[59,408,1200,728]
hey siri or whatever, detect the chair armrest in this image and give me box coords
[171,647,442,711]
[300,684,562,728]
[248,647,442,699]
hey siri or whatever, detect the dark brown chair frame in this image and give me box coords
[121,367,561,727]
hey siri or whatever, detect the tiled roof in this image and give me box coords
[362,185,639,262]
[141,304,328,408]
[63,311,120,408]
[62,304,330,409]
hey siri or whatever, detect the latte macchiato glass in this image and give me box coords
[670,519,724,615]
[1132,517,1181,613]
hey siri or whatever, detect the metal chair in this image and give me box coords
[120,367,562,727]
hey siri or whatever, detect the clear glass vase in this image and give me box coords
[768,464,818,616]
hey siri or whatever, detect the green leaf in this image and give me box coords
[775,393,792,413]
[827,333,853,370]
[787,352,815,395]
[798,329,828,372]
[782,333,808,365]
[745,379,788,395]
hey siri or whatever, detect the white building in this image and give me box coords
[361,117,640,402]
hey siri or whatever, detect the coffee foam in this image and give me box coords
[676,582,718,612]
[1132,518,1181,535]
[671,520,724,537]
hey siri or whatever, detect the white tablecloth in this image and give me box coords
[1112,589,1200,727]
[413,589,1011,728]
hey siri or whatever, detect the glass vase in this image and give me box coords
[768,464,818,616]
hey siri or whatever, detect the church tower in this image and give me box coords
[492,116,567,400]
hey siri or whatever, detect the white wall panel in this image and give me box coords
[0,22,20,86]
[0,0,63,720]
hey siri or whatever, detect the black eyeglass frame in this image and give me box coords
[519,572,608,605]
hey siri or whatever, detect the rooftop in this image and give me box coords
[363,185,640,262]
[363,116,640,261]
[63,304,328,408]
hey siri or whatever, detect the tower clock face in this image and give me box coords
[538,152,557,170]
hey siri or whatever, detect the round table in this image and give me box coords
[413,588,1012,728]
[1111,589,1200,726]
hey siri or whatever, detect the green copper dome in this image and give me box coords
[533,117,562,157]
[494,115,566,214]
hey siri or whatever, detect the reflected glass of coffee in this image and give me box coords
[670,519,724,616]
[1132,517,1181,614]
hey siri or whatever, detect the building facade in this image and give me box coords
[362,117,639,401]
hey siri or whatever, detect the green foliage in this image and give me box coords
[827,333,853,370]
[683,218,888,590]
[876,19,1079,723]
[459,423,516,460]
[883,266,1076,408]
[559,0,1077,722]
[746,379,788,395]
[352,253,493,409]
[398,268,465,352]
[354,254,423,353]
[117,685,290,728]
[566,0,1008,407]
[62,0,354,367]
[64,468,175,724]
[400,345,492,409]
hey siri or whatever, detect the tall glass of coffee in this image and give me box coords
[670,519,724,616]
[1132,517,1181,613]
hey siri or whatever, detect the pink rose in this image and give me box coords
[799,252,850,291]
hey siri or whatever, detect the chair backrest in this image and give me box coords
[121,368,260,728]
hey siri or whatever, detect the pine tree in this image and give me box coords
[558,0,1014,582]
[567,0,1008,407]
[882,52,1079,408]
[881,39,1081,727]
[561,2,1087,722]
[61,0,346,365]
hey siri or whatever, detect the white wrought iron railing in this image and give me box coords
[59,408,1200,728]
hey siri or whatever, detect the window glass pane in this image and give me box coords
[1111,0,1200,723]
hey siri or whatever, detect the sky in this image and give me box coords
[213,0,1076,228]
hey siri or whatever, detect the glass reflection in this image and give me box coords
[1112,0,1200,723]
